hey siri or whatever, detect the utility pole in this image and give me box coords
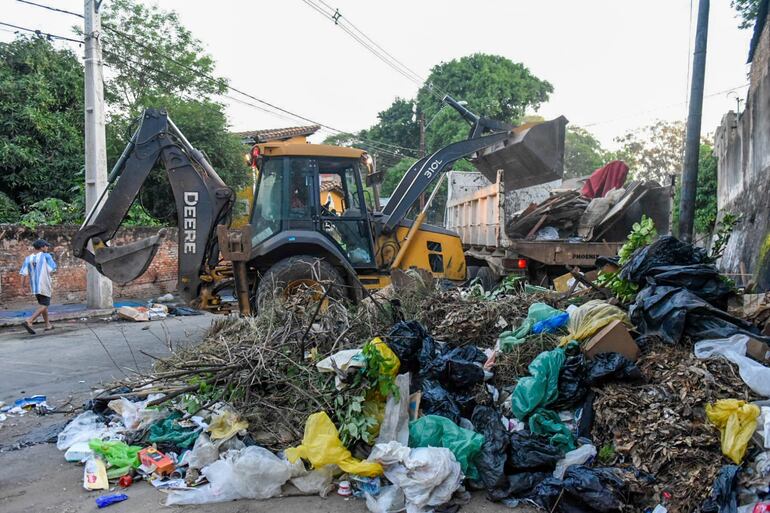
[418,111,426,209]
[84,0,113,309]
[678,0,710,243]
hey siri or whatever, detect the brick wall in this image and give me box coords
[0,224,178,306]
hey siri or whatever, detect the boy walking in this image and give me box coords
[19,239,57,334]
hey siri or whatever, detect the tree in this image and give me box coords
[612,120,685,184]
[416,54,553,152]
[0,37,84,212]
[731,0,762,29]
[99,0,225,113]
[564,126,607,179]
[672,143,718,235]
[380,157,417,197]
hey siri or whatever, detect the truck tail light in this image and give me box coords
[517,258,527,269]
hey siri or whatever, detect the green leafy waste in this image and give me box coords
[596,215,657,302]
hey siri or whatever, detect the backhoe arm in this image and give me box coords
[380,96,512,233]
[73,108,234,303]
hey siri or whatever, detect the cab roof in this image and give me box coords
[257,139,366,159]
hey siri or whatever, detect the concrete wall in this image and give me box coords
[0,225,178,306]
[714,12,770,290]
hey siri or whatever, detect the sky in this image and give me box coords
[0,0,755,150]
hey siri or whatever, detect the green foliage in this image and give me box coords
[107,96,250,223]
[0,36,84,207]
[611,120,685,184]
[0,192,21,223]
[672,144,718,235]
[731,0,762,29]
[417,54,553,152]
[598,443,616,464]
[380,157,417,196]
[19,198,81,228]
[361,340,399,399]
[469,273,524,300]
[564,126,607,179]
[596,216,658,302]
[99,0,225,112]
[710,212,741,261]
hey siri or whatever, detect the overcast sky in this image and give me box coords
[1,0,755,149]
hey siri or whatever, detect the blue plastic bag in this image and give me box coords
[532,312,569,334]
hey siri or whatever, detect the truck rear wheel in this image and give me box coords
[257,255,344,307]
[476,266,499,292]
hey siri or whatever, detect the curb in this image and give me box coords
[0,308,115,328]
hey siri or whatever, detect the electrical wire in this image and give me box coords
[16,0,83,18]
[0,20,83,43]
[11,0,420,158]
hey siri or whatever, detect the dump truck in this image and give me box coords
[445,166,672,287]
[73,96,568,314]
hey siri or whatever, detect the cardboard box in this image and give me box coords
[553,272,574,293]
[584,319,639,362]
[747,337,770,363]
[117,306,150,322]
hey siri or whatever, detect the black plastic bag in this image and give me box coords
[551,346,588,410]
[507,431,563,471]
[532,466,627,512]
[488,472,549,502]
[643,264,733,306]
[421,345,486,391]
[629,284,769,344]
[386,321,434,375]
[471,406,509,490]
[421,379,462,424]
[576,391,595,439]
[586,352,642,385]
[701,465,740,513]
[620,235,708,284]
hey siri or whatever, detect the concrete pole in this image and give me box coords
[678,0,710,243]
[418,111,426,209]
[84,0,113,308]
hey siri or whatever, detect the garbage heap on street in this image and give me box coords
[51,222,770,513]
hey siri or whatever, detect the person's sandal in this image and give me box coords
[23,322,36,335]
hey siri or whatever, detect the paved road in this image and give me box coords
[0,314,214,405]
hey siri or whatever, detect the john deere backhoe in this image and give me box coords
[73,96,566,315]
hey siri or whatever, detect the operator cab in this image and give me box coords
[249,144,376,269]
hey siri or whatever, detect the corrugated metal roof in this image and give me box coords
[234,125,320,143]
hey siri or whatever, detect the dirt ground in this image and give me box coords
[0,316,535,513]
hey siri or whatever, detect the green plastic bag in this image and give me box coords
[147,412,201,449]
[499,303,562,351]
[408,415,484,480]
[510,346,566,419]
[528,409,576,452]
[88,439,142,478]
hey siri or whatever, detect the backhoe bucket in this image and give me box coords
[93,230,166,285]
[471,116,568,190]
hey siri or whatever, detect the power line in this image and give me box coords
[16,0,83,18]
[0,20,83,43]
[10,0,420,157]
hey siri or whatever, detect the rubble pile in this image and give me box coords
[46,229,770,512]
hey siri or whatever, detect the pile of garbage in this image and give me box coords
[53,232,770,512]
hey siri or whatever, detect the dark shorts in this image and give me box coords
[35,294,51,306]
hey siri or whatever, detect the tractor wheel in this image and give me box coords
[466,265,481,284]
[476,266,499,292]
[256,255,345,308]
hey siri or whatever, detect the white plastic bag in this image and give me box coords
[187,433,219,470]
[366,485,406,513]
[56,411,122,451]
[166,446,291,505]
[694,335,770,397]
[758,406,770,449]
[369,442,462,513]
[107,394,166,430]
[290,464,336,497]
[376,373,410,446]
[64,441,94,462]
[553,443,597,479]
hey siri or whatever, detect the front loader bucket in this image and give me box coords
[472,116,568,190]
[93,230,166,285]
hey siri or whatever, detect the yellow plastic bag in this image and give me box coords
[285,412,383,477]
[559,299,631,346]
[208,410,249,441]
[706,399,760,464]
[369,337,400,377]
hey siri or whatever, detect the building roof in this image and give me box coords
[234,125,320,144]
[748,0,770,63]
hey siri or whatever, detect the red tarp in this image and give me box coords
[581,160,629,199]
